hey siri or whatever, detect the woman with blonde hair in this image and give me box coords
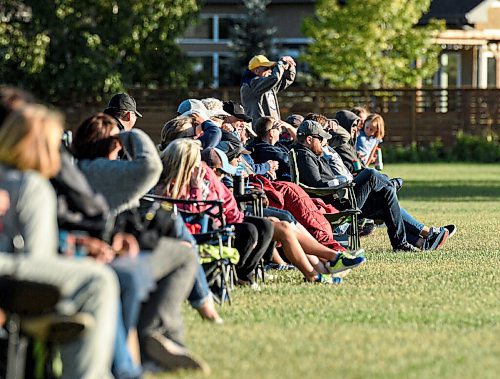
[160,111,221,152]
[0,104,119,378]
[158,139,366,285]
[0,104,63,179]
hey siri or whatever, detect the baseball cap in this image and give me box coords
[223,101,252,123]
[223,101,257,137]
[106,93,142,117]
[248,55,276,70]
[177,99,210,120]
[285,114,304,128]
[297,120,331,141]
[201,147,238,175]
[201,98,231,119]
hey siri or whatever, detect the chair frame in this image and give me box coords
[141,194,237,305]
[288,149,361,250]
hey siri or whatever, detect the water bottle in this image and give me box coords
[352,159,362,172]
[233,175,245,195]
[375,149,384,171]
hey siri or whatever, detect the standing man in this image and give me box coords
[104,93,142,131]
[240,55,296,126]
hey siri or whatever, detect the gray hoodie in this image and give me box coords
[78,129,162,214]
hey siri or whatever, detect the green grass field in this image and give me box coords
[152,163,500,379]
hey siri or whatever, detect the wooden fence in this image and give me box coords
[61,88,500,146]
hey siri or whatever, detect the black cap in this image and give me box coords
[105,93,142,117]
[223,101,252,123]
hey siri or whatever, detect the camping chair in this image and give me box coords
[0,276,91,379]
[141,194,238,306]
[288,149,362,250]
[234,187,268,282]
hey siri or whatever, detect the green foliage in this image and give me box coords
[0,0,199,102]
[383,134,500,163]
[222,0,277,85]
[302,0,444,88]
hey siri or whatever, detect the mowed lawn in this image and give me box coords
[151,163,500,379]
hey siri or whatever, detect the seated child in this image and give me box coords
[355,113,385,166]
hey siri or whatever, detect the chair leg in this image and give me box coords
[6,315,27,379]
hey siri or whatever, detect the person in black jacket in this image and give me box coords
[294,120,453,252]
[331,110,365,173]
[246,116,296,181]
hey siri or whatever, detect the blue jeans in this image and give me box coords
[401,207,424,246]
[353,168,425,247]
[112,302,141,379]
[175,216,211,309]
[188,264,211,309]
[353,168,407,247]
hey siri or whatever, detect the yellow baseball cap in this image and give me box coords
[248,55,276,70]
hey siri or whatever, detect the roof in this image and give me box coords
[419,0,486,26]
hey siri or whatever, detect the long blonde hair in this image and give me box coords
[364,113,385,140]
[0,105,64,178]
[159,139,202,198]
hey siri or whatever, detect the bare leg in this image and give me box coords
[271,248,287,265]
[307,254,330,274]
[290,223,340,261]
[272,222,318,281]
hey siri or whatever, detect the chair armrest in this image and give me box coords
[299,181,353,197]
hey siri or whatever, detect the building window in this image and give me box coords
[184,17,213,39]
[486,57,496,88]
[435,52,461,88]
[182,14,242,42]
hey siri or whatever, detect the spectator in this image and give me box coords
[201,97,241,154]
[104,93,142,131]
[0,104,119,378]
[241,55,296,125]
[222,100,257,139]
[172,99,222,150]
[350,106,369,130]
[356,113,385,166]
[293,119,452,252]
[72,113,209,373]
[331,110,365,173]
[158,140,366,285]
[247,116,295,181]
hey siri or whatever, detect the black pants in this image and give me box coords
[231,216,274,281]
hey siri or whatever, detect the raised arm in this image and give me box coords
[248,63,287,96]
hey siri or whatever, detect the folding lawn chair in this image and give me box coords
[141,194,238,305]
[288,149,362,250]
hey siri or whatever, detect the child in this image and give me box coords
[356,113,385,166]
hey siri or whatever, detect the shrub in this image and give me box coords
[383,133,500,163]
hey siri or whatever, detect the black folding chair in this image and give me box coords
[288,149,362,250]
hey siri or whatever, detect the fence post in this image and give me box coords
[410,90,417,145]
[463,90,470,134]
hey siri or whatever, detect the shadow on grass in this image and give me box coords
[398,180,500,201]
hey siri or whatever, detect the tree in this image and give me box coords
[0,0,199,102]
[302,0,444,88]
[222,0,277,85]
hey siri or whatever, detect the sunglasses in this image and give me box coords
[310,134,324,142]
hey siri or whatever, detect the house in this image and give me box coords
[177,0,500,88]
[420,0,500,88]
